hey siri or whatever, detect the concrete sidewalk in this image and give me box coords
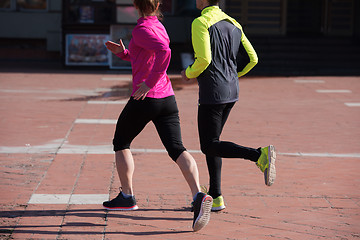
[0,72,359,239]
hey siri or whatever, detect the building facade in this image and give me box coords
[226,0,358,37]
[0,0,359,73]
[0,0,61,51]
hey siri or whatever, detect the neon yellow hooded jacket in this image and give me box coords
[186,6,258,79]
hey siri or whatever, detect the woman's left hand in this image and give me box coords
[133,82,151,100]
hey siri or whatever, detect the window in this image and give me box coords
[0,0,14,10]
[161,0,199,16]
[17,0,47,10]
[63,0,115,25]
[0,0,47,11]
[176,0,197,15]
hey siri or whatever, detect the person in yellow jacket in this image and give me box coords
[181,0,276,211]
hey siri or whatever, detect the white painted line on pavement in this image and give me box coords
[345,103,360,107]
[0,139,63,154]
[0,89,114,96]
[95,88,129,93]
[280,152,360,158]
[88,100,127,104]
[57,145,113,154]
[28,194,109,204]
[74,119,117,124]
[28,194,71,204]
[316,90,352,93]
[102,77,130,81]
[58,146,201,154]
[294,80,325,83]
[57,146,360,158]
[70,194,109,204]
[1,142,360,158]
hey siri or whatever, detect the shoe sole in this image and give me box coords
[193,195,213,232]
[265,145,276,186]
[103,205,139,211]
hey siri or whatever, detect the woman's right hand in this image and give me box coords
[105,40,125,55]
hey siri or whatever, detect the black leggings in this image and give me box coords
[113,95,186,161]
[198,102,261,198]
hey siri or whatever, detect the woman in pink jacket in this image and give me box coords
[103,0,212,232]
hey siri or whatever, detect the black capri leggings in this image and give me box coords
[113,95,186,161]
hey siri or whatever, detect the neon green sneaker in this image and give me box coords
[256,145,276,186]
[211,195,226,211]
[198,186,225,211]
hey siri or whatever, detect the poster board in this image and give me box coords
[65,34,110,66]
[116,5,138,24]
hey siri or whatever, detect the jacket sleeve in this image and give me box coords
[132,26,171,88]
[185,18,211,79]
[115,49,131,62]
[237,34,258,77]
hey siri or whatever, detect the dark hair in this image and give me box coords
[134,0,162,18]
[208,0,220,5]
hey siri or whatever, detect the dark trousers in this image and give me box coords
[113,96,186,161]
[198,102,261,198]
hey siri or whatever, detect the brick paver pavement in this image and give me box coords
[0,71,359,239]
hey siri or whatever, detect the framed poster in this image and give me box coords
[79,5,94,23]
[65,34,110,66]
[117,6,138,23]
[109,25,134,69]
